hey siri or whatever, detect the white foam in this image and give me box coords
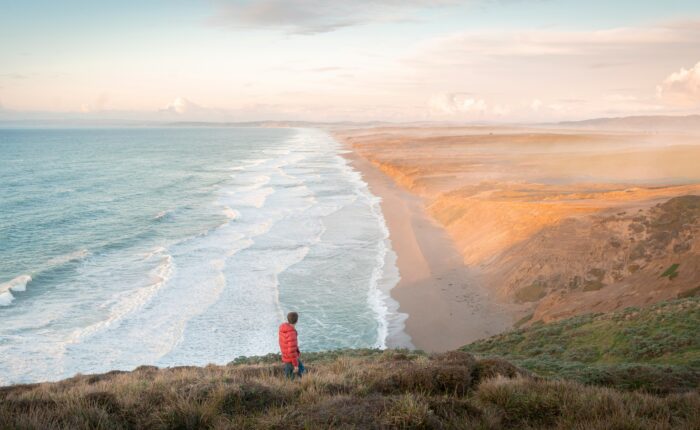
[67,253,174,343]
[153,210,171,220]
[229,175,271,192]
[0,291,15,306]
[143,246,167,260]
[0,274,32,306]
[1,274,32,292]
[262,149,291,156]
[322,129,407,349]
[227,187,274,208]
[229,158,270,171]
[222,206,240,220]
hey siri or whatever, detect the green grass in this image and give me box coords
[462,297,700,394]
[661,263,680,280]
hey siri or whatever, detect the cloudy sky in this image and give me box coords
[1,0,700,122]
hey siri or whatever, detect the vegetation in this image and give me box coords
[463,297,700,394]
[2,298,698,428]
[2,349,699,429]
[514,281,546,303]
[678,286,700,299]
[661,263,680,280]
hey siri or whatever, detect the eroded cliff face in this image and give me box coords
[424,187,700,324]
[489,195,700,324]
[337,127,700,325]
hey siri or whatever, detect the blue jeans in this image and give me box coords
[284,360,305,380]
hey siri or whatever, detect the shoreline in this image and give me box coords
[341,143,516,352]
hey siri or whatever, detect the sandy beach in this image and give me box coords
[338,125,700,348]
[343,146,517,352]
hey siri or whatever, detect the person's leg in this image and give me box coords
[284,362,294,379]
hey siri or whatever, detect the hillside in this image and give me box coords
[463,297,700,394]
[490,194,700,324]
[2,350,698,429]
[2,298,699,429]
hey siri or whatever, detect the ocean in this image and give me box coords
[0,127,404,385]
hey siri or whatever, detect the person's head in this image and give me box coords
[287,312,299,325]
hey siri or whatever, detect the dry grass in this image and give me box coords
[1,350,698,429]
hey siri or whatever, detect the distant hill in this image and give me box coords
[555,114,700,132]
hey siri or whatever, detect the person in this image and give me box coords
[278,311,305,379]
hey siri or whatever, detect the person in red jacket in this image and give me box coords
[278,311,305,379]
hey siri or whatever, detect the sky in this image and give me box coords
[1,0,700,123]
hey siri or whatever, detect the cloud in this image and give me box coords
[428,92,510,117]
[656,61,700,107]
[530,98,543,111]
[412,21,700,62]
[160,97,206,115]
[1,73,28,80]
[398,20,700,120]
[208,0,459,34]
[158,97,238,121]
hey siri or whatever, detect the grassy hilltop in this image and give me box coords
[463,297,700,394]
[1,298,699,429]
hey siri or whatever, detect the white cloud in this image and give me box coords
[209,0,459,34]
[530,98,543,111]
[428,92,511,117]
[412,21,700,63]
[656,61,700,106]
[161,97,205,115]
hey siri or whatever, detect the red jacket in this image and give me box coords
[278,322,300,367]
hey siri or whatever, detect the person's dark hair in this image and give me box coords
[287,312,299,324]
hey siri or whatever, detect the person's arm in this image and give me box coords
[289,330,299,368]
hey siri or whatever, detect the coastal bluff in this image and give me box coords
[2,297,698,429]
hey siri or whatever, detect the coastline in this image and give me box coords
[340,141,516,352]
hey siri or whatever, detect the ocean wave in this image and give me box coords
[262,149,291,156]
[0,275,32,307]
[153,209,172,221]
[67,252,174,343]
[328,134,403,348]
[0,250,89,307]
[229,158,270,171]
[46,249,90,267]
[143,246,167,260]
[226,187,275,208]
[229,175,271,193]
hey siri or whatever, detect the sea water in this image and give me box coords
[0,127,405,385]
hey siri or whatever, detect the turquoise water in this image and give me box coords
[0,127,403,384]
